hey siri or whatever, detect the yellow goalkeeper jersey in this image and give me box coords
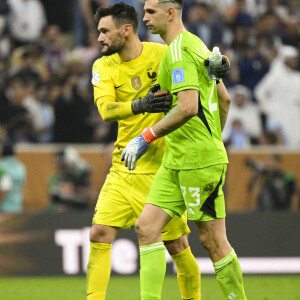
[92,42,167,173]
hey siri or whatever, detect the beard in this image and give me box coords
[101,35,125,56]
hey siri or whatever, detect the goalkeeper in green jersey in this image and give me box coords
[121,0,247,299]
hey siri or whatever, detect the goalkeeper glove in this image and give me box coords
[131,84,172,114]
[121,127,158,171]
[204,55,231,79]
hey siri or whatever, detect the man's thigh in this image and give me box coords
[93,170,153,229]
[146,165,190,241]
[179,164,227,221]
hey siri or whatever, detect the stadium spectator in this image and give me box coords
[3,77,37,143]
[185,1,223,49]
[223,85,262,146]
[227,0,253,28]
[48,147,92,212]
[235,38,274,95]
[0,0,298,149]
[8,48,41,84]
[0,142,26,212]
[9,43,50,83]
[225,119,251,149]
[0,0,10,60]
[22,80,55,143]
[0,167,12,207]
[254,45,300,147]
[71,30,101,67]
[53,73,93,143]
[41,25,67,75]
[7,0,47,47]
[246,154,299,212]
[281,16,300,48]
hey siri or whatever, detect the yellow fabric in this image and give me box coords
[172,247,201,300]
[92,42,168,174]
[93,169,190,240]
[86,242,112,300]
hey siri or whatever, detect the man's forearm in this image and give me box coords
[217,82,231,131]
[219,100,230,131]
[96,100,134,122]
[152,103,192,137]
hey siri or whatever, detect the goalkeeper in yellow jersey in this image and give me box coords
[87,2,230,299]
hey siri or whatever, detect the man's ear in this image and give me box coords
[123,24,132,37]
[167,7,175,21]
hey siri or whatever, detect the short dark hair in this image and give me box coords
[95,2,139,33]
[159,0,184,9]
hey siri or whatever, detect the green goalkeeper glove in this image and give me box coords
[131,84,172,115]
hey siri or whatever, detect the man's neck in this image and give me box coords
[163,20,186,45]
[119,36,143,62]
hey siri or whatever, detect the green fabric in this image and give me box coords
[213,249,247,299]
[158,31,228,170]
[147,164,227,221]
[140,242,166,300]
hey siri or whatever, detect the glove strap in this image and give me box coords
[141,127,158,144]
[223,55,230,66]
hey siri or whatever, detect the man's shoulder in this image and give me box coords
[142,42,167,57]
[92,54,120,70]
[171,31,210,59]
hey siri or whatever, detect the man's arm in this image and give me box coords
[95,85,172,122]
[217,82,231,131]
[96,97,134,122]
[152,89,198,137]
[121,89,198,170]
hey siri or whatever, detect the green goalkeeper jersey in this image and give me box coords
[158,31,228,170]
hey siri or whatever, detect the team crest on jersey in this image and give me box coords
[147,68,157,82]
[172,68,185,84]
[131,76,142,90]
[92,70,100,84]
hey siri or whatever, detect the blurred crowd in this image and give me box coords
[0,0,300,149]
[0,0,299,213]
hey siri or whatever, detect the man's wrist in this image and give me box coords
[141,127,158,144]
[131,98,144,114]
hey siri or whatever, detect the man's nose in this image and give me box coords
[98,33,104,42]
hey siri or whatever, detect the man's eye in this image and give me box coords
[145,9,155,14]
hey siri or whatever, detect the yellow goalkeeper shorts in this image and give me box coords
[93,168,190,241]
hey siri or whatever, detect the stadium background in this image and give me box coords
[0,0,300,299]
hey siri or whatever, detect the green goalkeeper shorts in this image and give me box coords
[146,163,227,221]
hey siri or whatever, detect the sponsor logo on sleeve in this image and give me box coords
[172,68,185,84]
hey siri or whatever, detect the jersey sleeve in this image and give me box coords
[92,59,116,103]
[168,45,199,94]
[92,59,133,122]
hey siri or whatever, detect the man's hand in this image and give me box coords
[205,55,231,79]
[121,135,150,171]
[215,55,230,78]
[131,84,172,114]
